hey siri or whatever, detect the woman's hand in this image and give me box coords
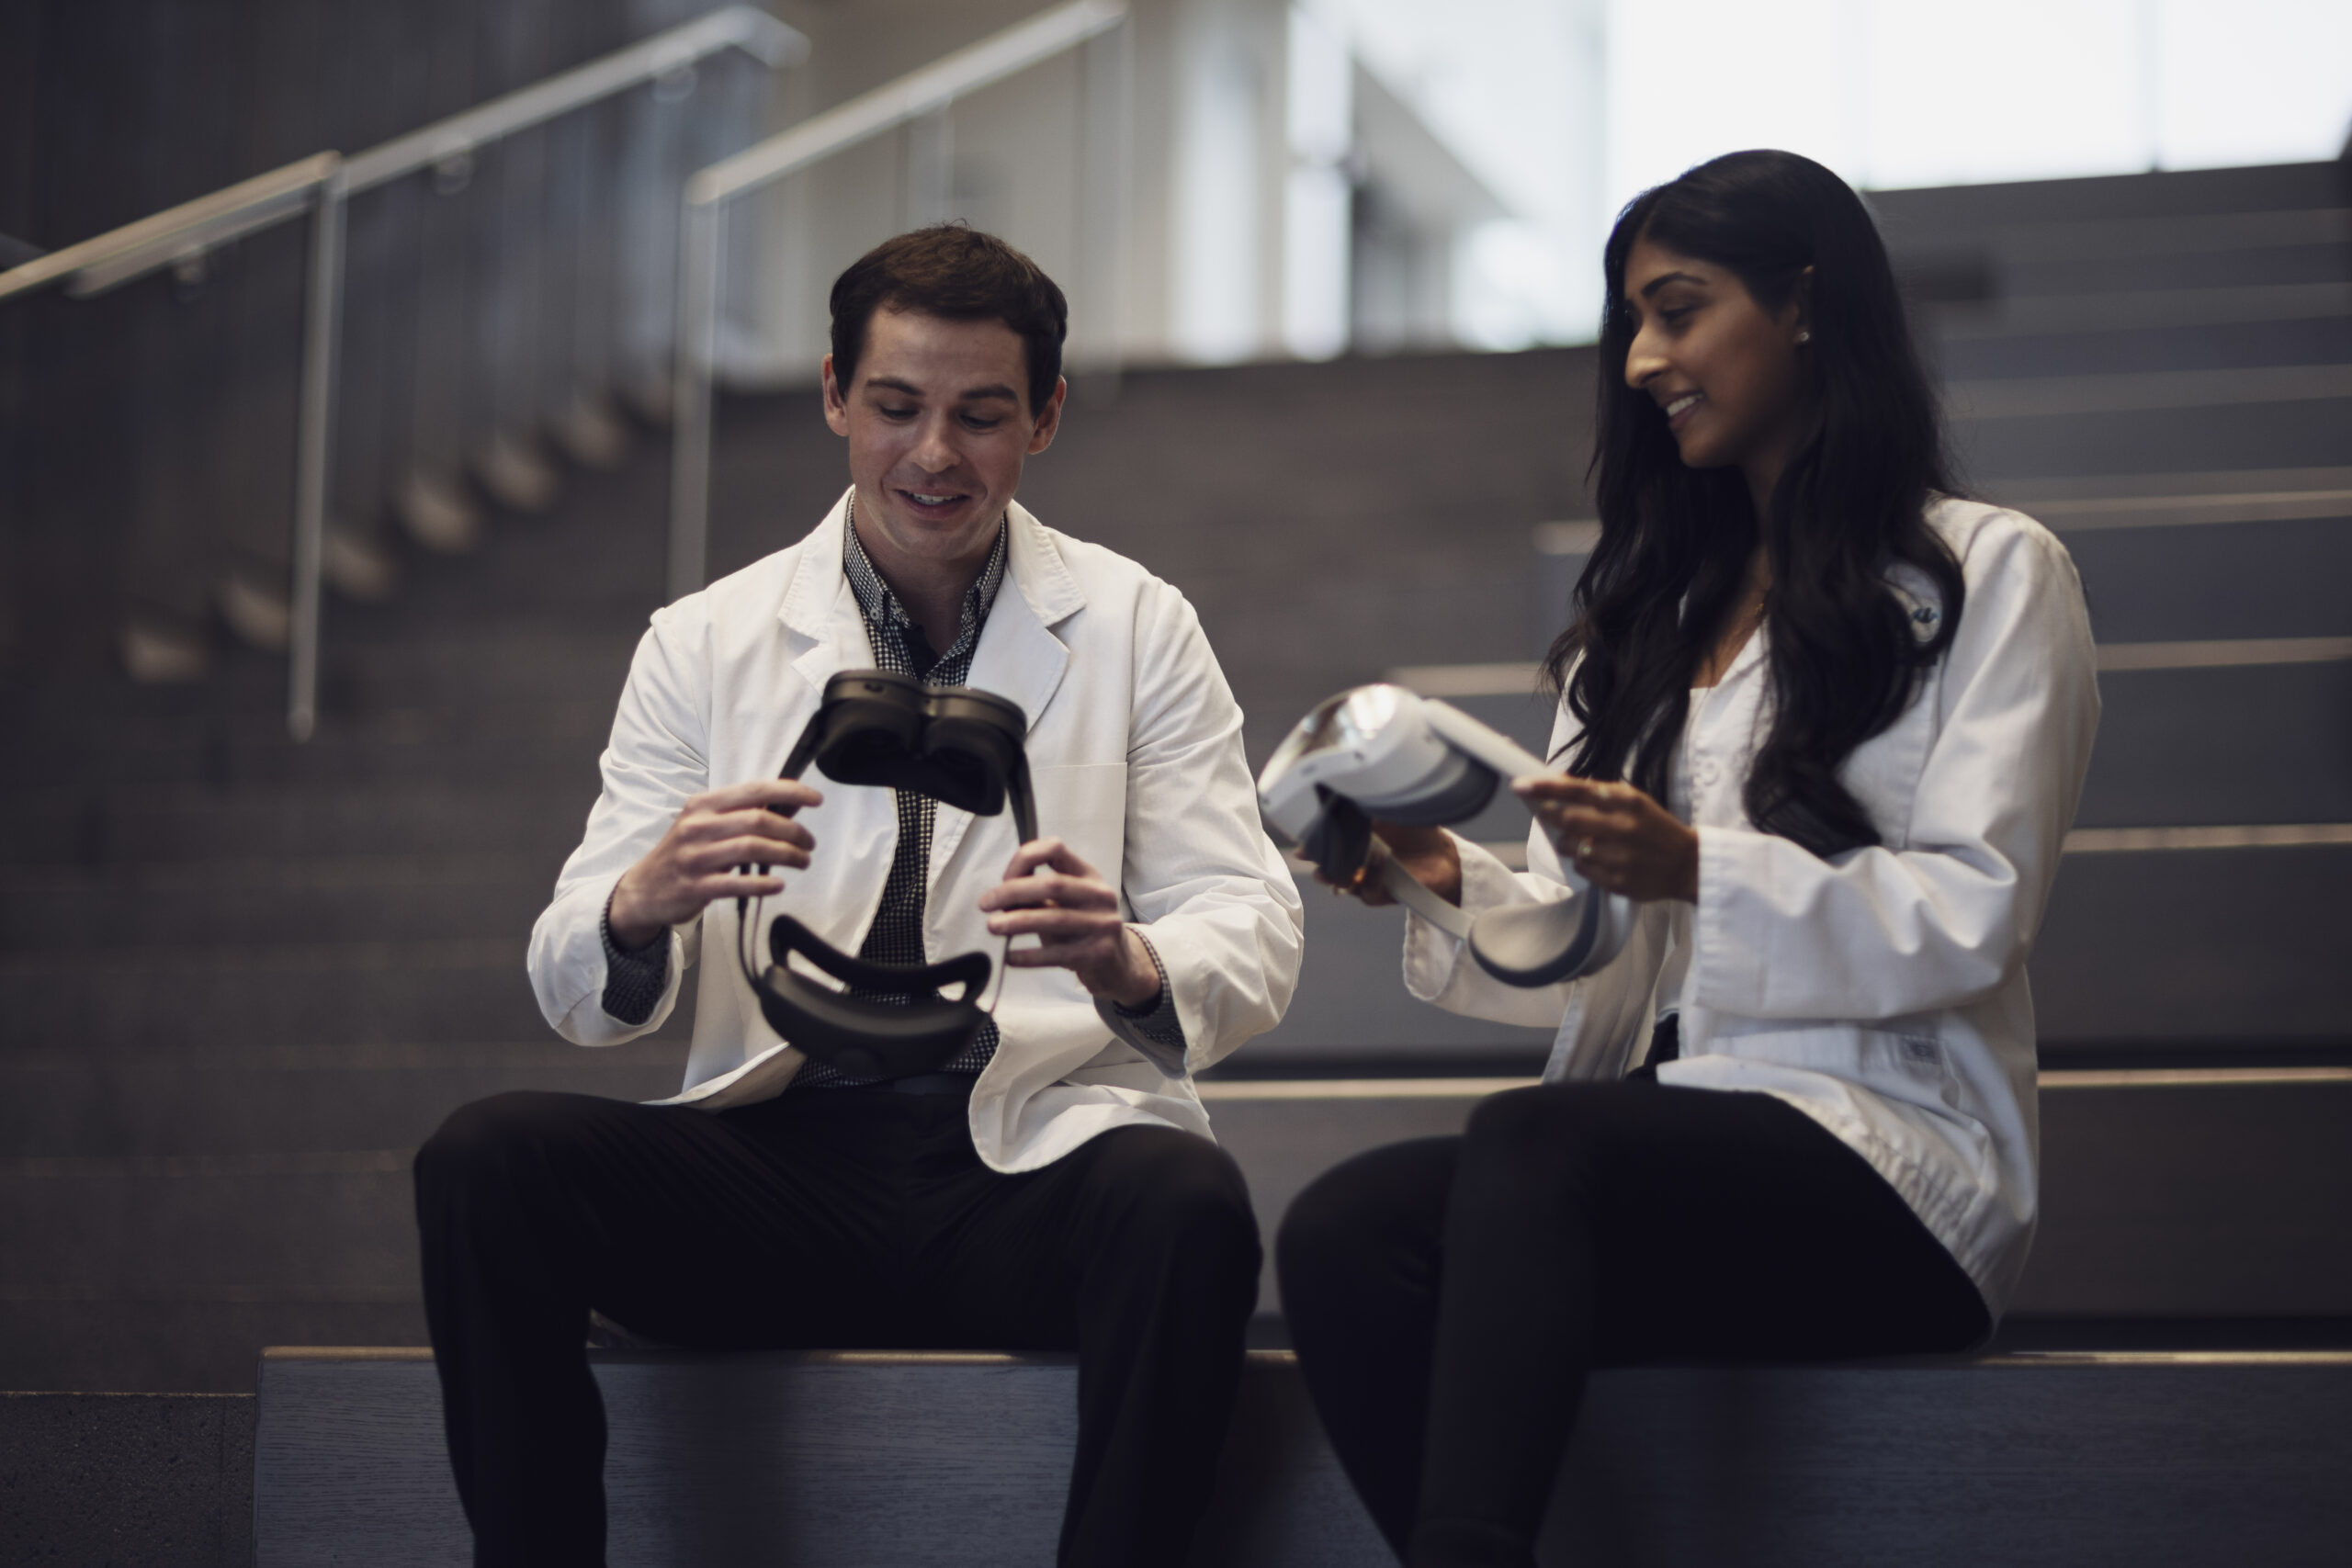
[1514,775,1699,903]
[1320,821,1463,908]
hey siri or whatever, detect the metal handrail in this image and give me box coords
[0,5,807,739]
[0,7,803,306]
[343,6,805,195]
[0,153,339,304]
[667,0,1130,602]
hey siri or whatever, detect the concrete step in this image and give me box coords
[1958,389,2352,482]
[0,1040,688,1157]
[0,617,651,730]
[0,698,612,791]
[1927,276,2352,344]
[6,1063,2339,1393]
[2081,660,2352,827]
[1261,835,2352,1062]
[1991,236,2352,299]
[0,939,557,1049]
[1932,308,2352,380]
[2062,512,2352,644]
[0,784,594,869]
[1871,160,2347,240]
[2030,838,2352,1047]
[1420,658,2352,831]
[1198,1070,2352,1322]
[1529,486,2352,657]
[0,1392,254,1568]
[0,1300,429,1401]
[0,852,559,949]
[252,1344,2352,1567]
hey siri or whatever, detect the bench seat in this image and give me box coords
[254,1345,2351,1566]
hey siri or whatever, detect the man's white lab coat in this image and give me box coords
[529,491,1305,1173]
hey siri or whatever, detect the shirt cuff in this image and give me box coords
[599,884,671,1027]
[1096,931,1188,1077]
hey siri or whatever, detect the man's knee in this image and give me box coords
[413,1090,593,1197]
[1097,1130,1262,1280]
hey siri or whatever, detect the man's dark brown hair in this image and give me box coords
[829,224,1069,414]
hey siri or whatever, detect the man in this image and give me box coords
[413,226,1305,1567]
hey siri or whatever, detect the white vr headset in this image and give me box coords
[1258,684,1634,988]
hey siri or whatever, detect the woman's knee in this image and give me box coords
[1276,1138,1453,1293]
[1463,1083,1570,1148]
[1460,1084,1623,1175]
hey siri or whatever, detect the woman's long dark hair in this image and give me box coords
[1545,149,1964,858]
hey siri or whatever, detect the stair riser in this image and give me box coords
[1256,843,2352,1060]
[0,1055,689,1157]
[1961,395,2352,480]
[0,875,556,949]
[1934,314,2352,382]
[0,954,553,1049]
[1438,661,2352,830]
[250,1352,2352,1566]
[0,792,594,867]
[0,717,611,791]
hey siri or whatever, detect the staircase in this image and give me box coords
[4,155,2349,1562]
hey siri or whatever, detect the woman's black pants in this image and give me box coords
[413,1086,1262,1568]
[1276,1079,1991,1567]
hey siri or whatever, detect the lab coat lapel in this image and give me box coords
[779,491,866,698]
[933,503,1082,871]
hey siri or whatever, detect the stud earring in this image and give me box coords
[1796,330,1812,344]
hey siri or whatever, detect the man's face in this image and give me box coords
[821,307,1066,570]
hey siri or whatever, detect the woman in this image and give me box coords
[1275,150,2100,1568]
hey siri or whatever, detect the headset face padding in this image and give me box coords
[745,671,1037,1081]
[757,915,993,1079]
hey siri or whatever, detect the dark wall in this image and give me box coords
[0,0,731,677]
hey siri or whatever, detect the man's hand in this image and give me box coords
[978,838,1161,1009]
[608,780,823,949]
[1513,774,1698,903]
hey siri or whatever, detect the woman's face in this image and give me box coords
[1620,234,1811,480]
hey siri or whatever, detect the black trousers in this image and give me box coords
[1275,1080,1991,1568]
[413,1087,1262,1568]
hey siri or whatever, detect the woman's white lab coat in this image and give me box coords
[1405,498,2099,1314]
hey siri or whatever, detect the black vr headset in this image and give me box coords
[735,670,1035,1082]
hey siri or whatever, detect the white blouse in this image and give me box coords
[1649,692,1708,1038]
[1403,498,2100,1315]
